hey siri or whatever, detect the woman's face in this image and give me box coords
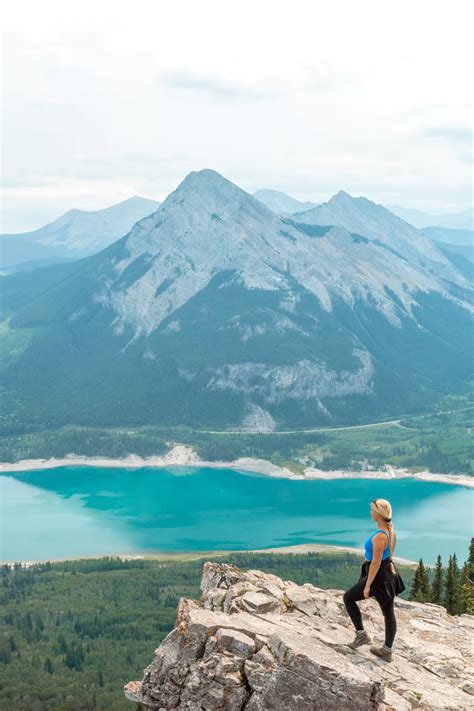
[370,504,379,522]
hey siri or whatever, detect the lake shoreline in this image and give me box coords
[2,542,419,567]
[1,444,472,489]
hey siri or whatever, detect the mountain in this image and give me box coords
[124,561,474,710]
[0,256,77,277]
[253,188,319,214]
[422,225,474,248]
[433,242,473,283]
[387,204,474,230]
[293,190,466,270]
[434,240,473,263]
[0,196,160,271]
[1,170,473,434]
[295,191,474,282]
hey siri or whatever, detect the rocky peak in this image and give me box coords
[92,168,471,341]
[329,189,355,203]
[156,168,276,226]
[308,190,406,231]
[124,562,474,710]
[326,190,388,218]
[295,187,464,282]
[175,168,239,195]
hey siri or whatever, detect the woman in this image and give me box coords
[343,498,405,662]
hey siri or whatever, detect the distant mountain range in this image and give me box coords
[1,169,472,434]
[254,189,472,259]
[421,226,473,250]
[253,189,319,214]
[254,189,473,232]
[0,196,160,273]
[3,188,472,275]
[387,204,474,231]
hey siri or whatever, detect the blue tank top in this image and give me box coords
[364,529,392,561]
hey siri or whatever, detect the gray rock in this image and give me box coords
[240,591,281,614]
[214,628,256,657]
[125,562,474,710]
[459,680,474,696]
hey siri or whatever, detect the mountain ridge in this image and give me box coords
[253,188,319,214]
[1,168,473,432]
[0,195,161,270]
[387,204,474,231]
[96,171,471,341]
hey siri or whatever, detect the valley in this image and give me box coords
[1,400,472,478]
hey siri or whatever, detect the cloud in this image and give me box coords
[421,125,474,166]
[161,71,273,102]
[421,125,473,143]
[3,0,473,225]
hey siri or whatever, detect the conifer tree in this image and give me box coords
[410,559,421,600]
[460,538,474,614]
[410,558,430,602]
[444,554,462,615]
[430,555,444,604]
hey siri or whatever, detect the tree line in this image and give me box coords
[409,538,474,615]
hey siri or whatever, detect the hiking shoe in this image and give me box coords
[348,631,371,648]
[370,645,393,662]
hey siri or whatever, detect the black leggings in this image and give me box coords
[343,576,397,648]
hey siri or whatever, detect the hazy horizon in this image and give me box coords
[2,0,473,232]
[2,171,473,235]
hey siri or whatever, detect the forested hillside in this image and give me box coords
[0,552,414,710]
[1,401,472,476]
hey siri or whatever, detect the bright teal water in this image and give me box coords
[1,466,472,564]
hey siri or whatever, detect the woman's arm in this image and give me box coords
[363,534,385,598]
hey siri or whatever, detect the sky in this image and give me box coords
[2,0,473,232]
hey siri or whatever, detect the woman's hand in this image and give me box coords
[364,532,384,599]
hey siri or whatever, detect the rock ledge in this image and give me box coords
[124,562,473,710]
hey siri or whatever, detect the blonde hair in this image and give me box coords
[372,498,395,556]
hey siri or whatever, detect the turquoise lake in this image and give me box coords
[1,466,472,564]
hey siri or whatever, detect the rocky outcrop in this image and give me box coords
[207,350,374,404]
[124,562,473,710]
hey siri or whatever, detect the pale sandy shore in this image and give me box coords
[4,542,419,568]
[1,444,472,488]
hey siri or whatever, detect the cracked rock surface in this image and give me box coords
[124,562,474,710]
